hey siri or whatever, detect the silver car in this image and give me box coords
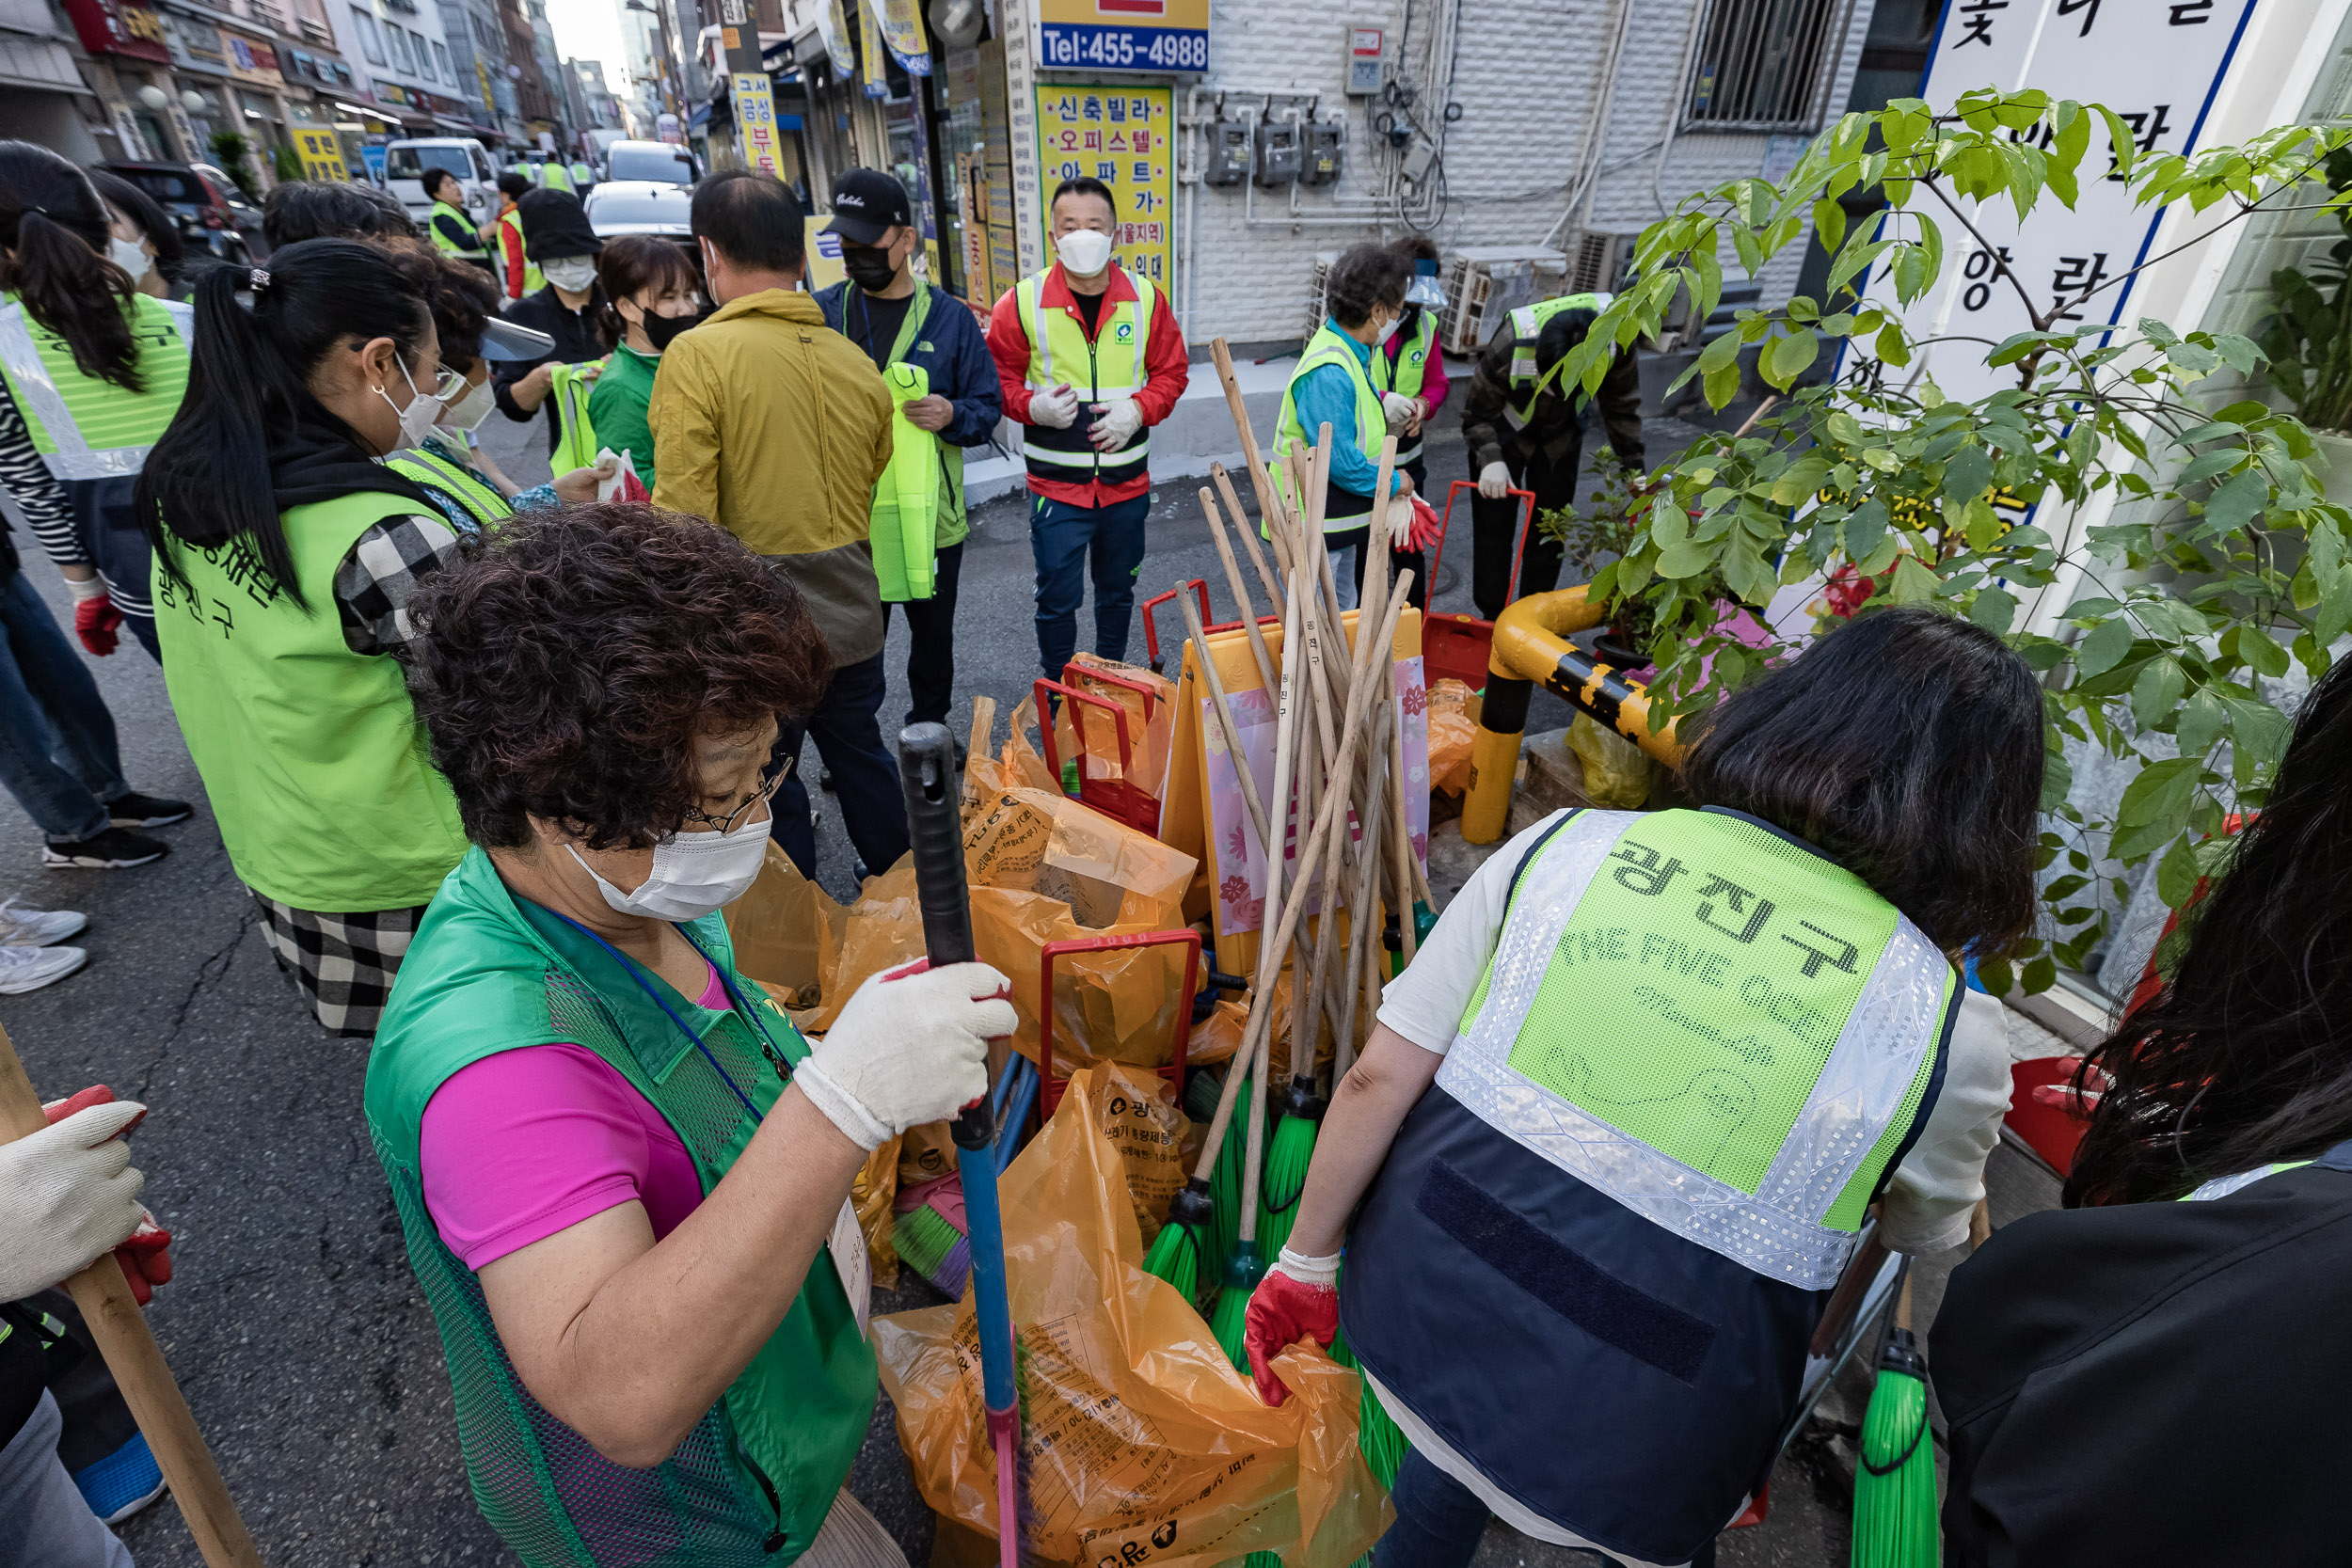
[583,180,693,240]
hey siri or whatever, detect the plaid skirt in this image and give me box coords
[251,893,427,1037]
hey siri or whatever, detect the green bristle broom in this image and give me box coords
[1852,1269,1937,1568]
[1140,1181,1214,1306]
[1259,1073,1321,1260]
[1215,977,1279,1370]
[1151,1044,1261,1310]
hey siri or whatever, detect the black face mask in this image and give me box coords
[642,305,712,352]
[841,244,900,293]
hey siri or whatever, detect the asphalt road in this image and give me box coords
[1,393,1849,1567]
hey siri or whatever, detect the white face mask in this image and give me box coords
[567,815,772,922]
[377,356,443,451]
[1055,228,1114,278]
[440,373,495,433]
[1378,310,1403,346]
[543,256,598,293]
[106,236,149,277]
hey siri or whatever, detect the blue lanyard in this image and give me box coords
[548,910,788,1124]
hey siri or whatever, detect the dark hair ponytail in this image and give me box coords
[135,238,435,610]
[0,139,141,389]
[2066,655,2352,1207]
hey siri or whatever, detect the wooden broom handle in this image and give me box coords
[0,1025,264,1568]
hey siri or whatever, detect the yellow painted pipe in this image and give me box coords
[1460,587,1687,845]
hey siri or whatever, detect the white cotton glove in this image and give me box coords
[1381,391,1421,435]
[1089,397,1143,451]
[1478,460,1513,499]
[794,961,1016,1150]
[0,1100,148,1302]
[1028,384,1079,430]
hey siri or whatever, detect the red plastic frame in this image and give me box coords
[1140,579,1213,673]
[1034,677,1161,834]
[1420,479,1538,691]
[1036,927,1200,1113]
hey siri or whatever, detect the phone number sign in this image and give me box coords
[1036,0,1207,73]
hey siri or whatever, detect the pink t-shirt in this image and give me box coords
[419,961,729,1270]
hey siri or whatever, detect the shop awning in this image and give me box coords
[320,92,397,124]
[0,37,93,96]
[431,113,477,133]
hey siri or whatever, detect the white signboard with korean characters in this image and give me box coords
[1856,0,2264,405]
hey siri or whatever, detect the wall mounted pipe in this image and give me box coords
[1461,586,1686,844]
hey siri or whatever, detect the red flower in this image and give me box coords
[1401,684,1427,717]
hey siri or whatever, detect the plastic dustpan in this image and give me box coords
[2004,1054,2099,1177]
[1422,478,1536,691]
[1034,676,1160,835]
[1139,578,1211,673]
[1036,927,1200,1114]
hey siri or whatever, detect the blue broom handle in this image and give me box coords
[898,722,1019,1414]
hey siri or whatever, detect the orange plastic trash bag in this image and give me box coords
[723,842,849,1005]
[873,1063,1392,1568]
[1082,1061,1191,1245]
[1424,679,1477,798]
[1054,652,1178,800]
[972,887,1193,1075]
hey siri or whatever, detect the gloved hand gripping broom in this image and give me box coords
[899,722,1025,1568]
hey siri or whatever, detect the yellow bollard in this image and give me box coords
[1459,588,1686,844]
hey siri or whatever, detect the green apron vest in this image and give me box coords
[431,198,490,262]
[366,847,875,1567]
[1013,267,1155,488]
[153,488,469,911]
[386,441,515,531]
[539,162,576,194]
[1372,307,1438,467]
[0,292,191,481]
[1451,806,1952,1259]
[548,359,602,475]
[1269,320,1389,533]
[1506,292,1609,423]
[874,362,938,602]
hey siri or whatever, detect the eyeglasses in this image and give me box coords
[680,754,790,833]
[429,365,468,402]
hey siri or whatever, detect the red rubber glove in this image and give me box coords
[73,592,122,657]
[1405,495,1443,553]
[1243,1246,1341,1406]
[42,1085,171,1303]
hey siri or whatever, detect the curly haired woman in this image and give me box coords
[368,504,1014,1568]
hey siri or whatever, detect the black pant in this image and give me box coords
[1470,447,1581,622]
[772,648,911,880]
[883,539,962,729]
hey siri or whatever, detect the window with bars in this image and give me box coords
[1685,0,1844,132]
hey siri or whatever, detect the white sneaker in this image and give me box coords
[0,942,86,993]
[0,898,87,946]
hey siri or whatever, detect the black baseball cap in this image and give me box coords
[823,168,911,245]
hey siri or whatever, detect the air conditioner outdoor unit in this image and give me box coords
[1306,249,1343,341]
[1565,228,1640,297]
[1438,246,1568,356]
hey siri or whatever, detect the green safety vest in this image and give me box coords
[874,362,938,601]
[1371,306,1438,467]
[153,488,469,911]
[1453,806,1952,1264]
[498,208,543,297]
[1269,319,1388,533]
[429,198,489,262]
[539,162,575,194]
[0,292,191,481]
[366,845,874,1567]
[548,358,602,475]
[1506,292,1610,423]
[1012,266,1156,488]
[385,441,513,531]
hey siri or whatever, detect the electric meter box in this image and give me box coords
[1204,120,1250,186]
[1345,27,1384,94]
[1302,121,1343,185]
[1254,120,1301,187]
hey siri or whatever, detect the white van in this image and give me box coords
[384,137,499,228]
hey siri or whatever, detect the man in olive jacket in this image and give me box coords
[650,170,905,880]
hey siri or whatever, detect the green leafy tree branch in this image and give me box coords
[1540,90,2352,994]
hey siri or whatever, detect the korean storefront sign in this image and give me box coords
[289,125,349,180]
[1035,0,1206,72]
[1856,0,2263,404]
[1033,84,1173,288]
